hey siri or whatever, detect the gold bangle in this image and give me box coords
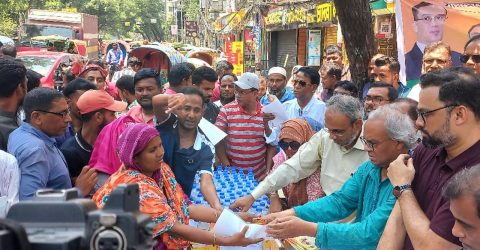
[214,210,218,220]
[213,232,216,245]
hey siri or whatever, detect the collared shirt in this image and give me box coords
[106,49,123,64]
[265,97,326,145]
[0,110,19,151]
[403,141,480,249]
[61,129,93,178]
[156,115,215,196]
[416,41,427,53]
[252,129,369,199]
[0,150,19,217]
[215,101,267,179]
[320,88,334,102]
[294,160,395,250]
[397,83,411,97]
[259,88,295,106]
[111,67,136,83]
[8,123,71,200]
[126,106,154,125]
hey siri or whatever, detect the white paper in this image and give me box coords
[261,97,288,128]
[213,208,268,240]
[198,118,227,145]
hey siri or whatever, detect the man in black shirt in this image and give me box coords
[192,66,220,124]
[61,90,126,181]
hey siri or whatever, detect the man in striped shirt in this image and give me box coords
[215,73,267,180]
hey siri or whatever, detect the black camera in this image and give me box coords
[0,184,155,250]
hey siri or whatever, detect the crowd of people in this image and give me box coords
[0,31,480,249]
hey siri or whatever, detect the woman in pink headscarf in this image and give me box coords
[268,119,324,213]
[93,123,261,249]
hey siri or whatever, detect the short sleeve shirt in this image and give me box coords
[403,141,480,249]
[60,130,92,178]
[156,115,214,196]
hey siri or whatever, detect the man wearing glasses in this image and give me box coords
[215,73,268,180]
[364,82,398,119]
[378,68,480,249]
[462,34,480,75]
[230,95,369,213]
[8,88,96,200]
[405,1,462,81]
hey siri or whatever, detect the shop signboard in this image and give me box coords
[232,41,244,75]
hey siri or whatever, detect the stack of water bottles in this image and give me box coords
[190,166,270,215]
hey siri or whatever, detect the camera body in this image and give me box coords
[1,184,154,250]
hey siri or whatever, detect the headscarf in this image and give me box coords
[79,64,107,79]
[117,123,162,181]
[279,118,314,144]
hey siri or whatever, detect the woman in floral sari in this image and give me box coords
[93,123,261,249]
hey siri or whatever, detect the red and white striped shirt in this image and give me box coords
[215,101,267,180]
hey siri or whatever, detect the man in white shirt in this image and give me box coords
[231,95,368,211]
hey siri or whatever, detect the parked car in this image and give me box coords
[17,51,72,89]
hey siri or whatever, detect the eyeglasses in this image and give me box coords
[414,15,447,23]
[417,105,456,124]
[359,136,386,152]
[324,127,346,137]
[460,54,480,64]
[234,88,256,95]
[278,140,301,151]
[35,109,71,119]
[363,95,389,104]
[293,79,309,87]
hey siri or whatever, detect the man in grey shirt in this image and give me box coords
[0,56,27,150]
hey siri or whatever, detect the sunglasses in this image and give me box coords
[460,54,480,64]
[293,79,308,87]
[278,140,301,151]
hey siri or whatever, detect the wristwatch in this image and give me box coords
[393,184,412,199]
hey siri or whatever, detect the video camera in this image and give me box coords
[0,184,155,250]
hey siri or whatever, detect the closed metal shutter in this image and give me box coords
[270,29,298,69]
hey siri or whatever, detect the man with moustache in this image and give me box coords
[127,68,164,125]
[8,88,97,200]
[153,87,222,211]
[263,105,417,249]
[214,73,237,108]
[378,68,480,249]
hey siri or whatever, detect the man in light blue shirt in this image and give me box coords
[265,66,326,144]
[264,104,418,250]
[8,88,97,200]
[105,42,123,65]
[260,67,294,106]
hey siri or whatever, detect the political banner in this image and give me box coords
[395,1,480,86]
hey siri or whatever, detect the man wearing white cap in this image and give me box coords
[215,73,268,180]
[260,67,295,106]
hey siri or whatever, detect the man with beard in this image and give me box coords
[214,73,237,108]
[153,87,222,211]
[378,68,480,249]
[0,56,27,151]
[61,90,126,183]
[231,95,369,212]
[127,68,163,125]
[364,82,397,119]
[192,66,220,124]
[263,105,417,249]
[260,67,295,106]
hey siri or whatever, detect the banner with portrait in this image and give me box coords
[395,1,480,86]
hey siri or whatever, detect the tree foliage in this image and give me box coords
[0,0,166,40]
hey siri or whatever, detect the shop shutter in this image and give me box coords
[323,26,338,50]
[276,29,298,69]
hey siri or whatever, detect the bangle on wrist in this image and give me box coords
[213,232,216,245]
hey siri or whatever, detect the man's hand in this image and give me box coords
[262,208,295,223]
[237,212,256,223]
[263,112,275,124]
[266,216,317,239]
[230,195,255,212]
[166,93,187,114]
[75,166,98,196]
[387,154,416,186]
